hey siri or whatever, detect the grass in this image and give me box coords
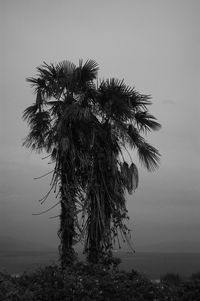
[0,261,200,300]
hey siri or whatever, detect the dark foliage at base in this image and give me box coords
[0,263,200,301]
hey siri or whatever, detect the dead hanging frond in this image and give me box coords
[37,185,54,204]
[120,161,139,193]
[123,144,133,164]
[32,201,60,215]
[34,170,54,180]
[129,163,139,192]
[120,226,135,253]
[49,214,60,219]
[42,154,52,160]
[36,89,43,106]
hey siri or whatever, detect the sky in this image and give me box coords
[0,0,200,253]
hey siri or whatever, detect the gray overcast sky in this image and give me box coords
[0,0,200,252]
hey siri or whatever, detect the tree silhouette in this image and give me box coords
[23,59,161,266]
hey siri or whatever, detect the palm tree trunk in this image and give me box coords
[58,166,76,267]
[86,149,114,264]
[86,191,102,263]
[86,185,112,263]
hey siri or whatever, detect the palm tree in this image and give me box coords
[23,60,100,266]
[83,78,161,263]
[23,59,161,266]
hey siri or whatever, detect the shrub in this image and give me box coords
[1,263,200,300]
[161,273,182,285]
[190,272,200,281]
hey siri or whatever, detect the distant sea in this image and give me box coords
[0,251,200,279]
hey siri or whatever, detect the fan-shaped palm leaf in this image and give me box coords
[23,110,51,151]
[57,60,76,76]
[127,124,160,171]
[135,111,161,132]
[23,104,38,123]
[137,142,160,171]
[130,93,152,110]
[98,79,135,121]
[76,59,99,83]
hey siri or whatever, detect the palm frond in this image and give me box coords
[32,62,65,98]
[98,79,135,122]
[23,131,44,151]
[135,111,161,132]
[37,62,57,80]
[22,104,38,123]
[137,142,160,171]
[46,100,63,106]
[127,123,150,147]
[99,78,134,100]
[23,110,51,151]
[26,67,55,99]
[63,103,94,123]
[55,60,76,87]
[51,60,79,94]
[130,93,152,110]
[26,76,39,87]
[127,124,144,148]
[28,111,50,128]
[57,60,76,75]
[26,77,46,93]
[75,59,99,84]
[127,124,160,170]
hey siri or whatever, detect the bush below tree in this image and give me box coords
[1,261,200,301]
